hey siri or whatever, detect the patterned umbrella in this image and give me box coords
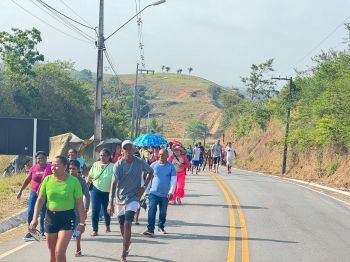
[133,134,168,147]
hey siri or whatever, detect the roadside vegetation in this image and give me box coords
[0,172,28,220]
[221,25,350,188]
[0,27,151,140]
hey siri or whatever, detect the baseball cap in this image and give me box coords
[122,140,134,149]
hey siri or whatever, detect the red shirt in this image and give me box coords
[112,152,122,163]
[29,163,52,192]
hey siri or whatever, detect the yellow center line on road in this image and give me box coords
[216,174,250,262]
[208,172,236,262]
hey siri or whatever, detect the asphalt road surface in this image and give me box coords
[0,167,349,261]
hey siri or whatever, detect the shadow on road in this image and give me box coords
[185,193,215,197]
[129,254,176,262]
[236,237,298,244]
[83,236,167,245]
[182,203,268,210]
[166,219,240,229]
[82,254,116,261]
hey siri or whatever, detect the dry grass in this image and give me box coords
[228,118,350,190]
[120,73,222,138]
[0,172,29,221]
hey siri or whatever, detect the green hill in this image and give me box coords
[119,73,223,139]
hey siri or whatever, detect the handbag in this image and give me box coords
[88,163,111,191]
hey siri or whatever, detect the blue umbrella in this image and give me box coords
[133,134,168,147]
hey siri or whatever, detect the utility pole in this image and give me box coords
[131,65,155,139]
[130,63,139,140]
[272,76,293,176]
[94,0,104,160]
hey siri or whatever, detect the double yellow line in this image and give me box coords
[208,172,249,262]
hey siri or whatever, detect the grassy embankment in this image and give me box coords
[227,119,350,190]
[0,156,29,220]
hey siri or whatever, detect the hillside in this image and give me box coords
[119,73,223,139]
[226,118,350,190]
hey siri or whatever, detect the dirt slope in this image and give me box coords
[227,118,350,190]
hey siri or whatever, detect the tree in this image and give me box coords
[150,118,161,134]
[185,120,209,144]
[177,69,182,74]
[161,65,165,72]
[240,59,277,102]
[165,66,170,73]
[188,67,193,75]
[0,28,44,76]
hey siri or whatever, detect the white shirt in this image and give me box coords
[192,147,201,161]
[225,146,235,159]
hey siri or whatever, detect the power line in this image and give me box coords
[10,0,92,44]
[135,0,146,68]
[58,0,94,28]
[37,0,95,30]
[34,0,95,42]
[29,0,95,43]
[104,45,121,88]
[293,13,350,68]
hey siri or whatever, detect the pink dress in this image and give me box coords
[167,154,190,200]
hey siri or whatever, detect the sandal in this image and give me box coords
[90,231,98,237]
[105,226,111,233]
[75,250,82,257]
[120,256,127,262]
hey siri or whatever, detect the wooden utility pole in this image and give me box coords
[94,0,104,160]
[272,76,293,176]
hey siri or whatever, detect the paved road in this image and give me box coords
[0,168,349,261]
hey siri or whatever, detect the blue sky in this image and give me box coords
[1,0,350,87]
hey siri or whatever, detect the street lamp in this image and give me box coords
[104,0,166,41]
[93,0,166,159]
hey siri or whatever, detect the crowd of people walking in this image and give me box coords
[17,138,237,262]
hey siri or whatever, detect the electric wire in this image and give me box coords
[293,13,350,68]
[135,0,146,68]
[10,0,92,44]
[104,45,121,89]
[29,0,95,43]
[58,0,94,28]
[37,0,95,30]
[34,0,95,42]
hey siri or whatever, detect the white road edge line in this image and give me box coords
[233,168,350,208]
[0,242,34,259]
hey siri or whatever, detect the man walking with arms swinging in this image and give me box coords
[108,140,154,262]
[143,149,176,236]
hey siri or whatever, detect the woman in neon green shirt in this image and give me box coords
[29,156,86,262]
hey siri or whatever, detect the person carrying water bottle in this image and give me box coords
[69,160,90,257]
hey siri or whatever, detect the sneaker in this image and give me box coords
[158,228,167,234]
[41,232,46,240]
[143,230,154,237]
[23,232,35,241]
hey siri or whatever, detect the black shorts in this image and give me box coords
[45,209,75,233]
[118,211,136,225]
[213,157,220,164]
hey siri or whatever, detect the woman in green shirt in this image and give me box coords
[87,148,114,236]
[29,156,85,262]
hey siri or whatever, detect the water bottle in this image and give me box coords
[72,230,80,238]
